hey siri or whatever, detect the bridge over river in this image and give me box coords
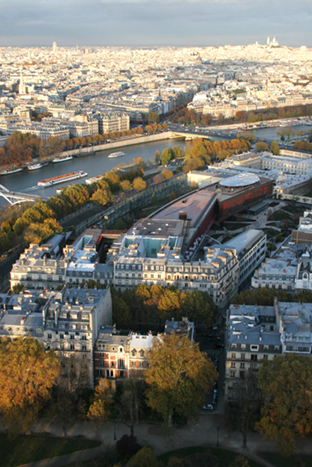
[0,184,47,205]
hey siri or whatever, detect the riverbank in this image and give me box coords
[62,131,179,159]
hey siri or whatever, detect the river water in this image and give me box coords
[0,138,186,199]
[1,123,311,203]
[248,124,312,141]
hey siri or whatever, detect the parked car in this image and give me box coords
[202,404,214,411]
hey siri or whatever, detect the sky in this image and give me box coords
[0,0,311,48]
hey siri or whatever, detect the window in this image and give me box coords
[251,355,258,361]
[263,354,268,359]
[70,344,75,350]
[230,371,236,378]
[118,359,125,369]
[240,362,245,368]
[48,333,52,339]
[241,353,245,360]
[82,345,87,352]
[231,362,236,368]
[231,353,236,359]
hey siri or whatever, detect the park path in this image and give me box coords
[18,413,312,467]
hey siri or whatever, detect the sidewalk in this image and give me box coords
[26,414,312,467]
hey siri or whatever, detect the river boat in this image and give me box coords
[0,167,24,175]
[108,151,125,159]
[52,155,73,163]
[37,171,88,188]
[85,173,106,185]
[28,162,49,171]
[56,184,75,194]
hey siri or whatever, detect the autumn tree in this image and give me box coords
[145,333,218,427]
[127,447,161,467]
[270,141,280,155]
[132,177,146,191]
[148,112,159,123]
[254,142,269,152]
[154,150,160,165]
[160,148,173,165]
[161,169,173,180]
[257,354,312,455]
[0,337,60,433]
[91,188,113,207]
[121,179,132,191]
[87,378,113,427]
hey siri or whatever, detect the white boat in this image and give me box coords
[108,152,125,159]
[28,162,49,171]
[0,167,24,175]
[52,155,73,163]
[37,171,88,188]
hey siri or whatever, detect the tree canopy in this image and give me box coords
[0,337,60,433]
[257,354,312,455]
[144,333,218,426]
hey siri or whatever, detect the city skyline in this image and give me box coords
[0,0,311,48]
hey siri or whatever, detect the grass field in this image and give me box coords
[158,447,263,467]
[258,451,312,467]
[0,433,101,467]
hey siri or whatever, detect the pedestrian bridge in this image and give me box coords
[0,184,46,205]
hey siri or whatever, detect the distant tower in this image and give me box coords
[52,41,57,54]
[19,72,25,95]
[267,36,270,46]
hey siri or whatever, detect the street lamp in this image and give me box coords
[216,426,220,447]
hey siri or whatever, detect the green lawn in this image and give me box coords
[158,447,262,467]
[0,433,101,467]
[258,451,312,467]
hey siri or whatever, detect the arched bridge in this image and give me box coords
[0,184,47,205]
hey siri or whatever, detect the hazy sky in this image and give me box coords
[0,0,311,48]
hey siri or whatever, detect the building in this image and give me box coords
[225,298,312,400]
[223,230,266,287]
[0,286,112,388]
[251,258,297,292]
[94,328,155,387]
[96,112,130,135]
[94,317,194,387]
[165,317,195,341]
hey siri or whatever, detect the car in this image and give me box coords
[202,404,214,411]
[214,343,224,349]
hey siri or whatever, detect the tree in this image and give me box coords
[52,354,90,435]
[256,354,312,455]
[114,377,146,436]
[121,180,132,192]
[225,369,261,448]
[255,142,269,152]
[0,337,60,433]
[270,141,280,155]
[91,188,113,206]
[127,447,161,467]
[144,333,218,427]
[145,125,153,134]
[132,177,146,191]
[148,112,159,123]
[161,169,173,180]
[230,456,251,467]
[87,378,113,426]
[155,150,160,165]
[160,148,173,165]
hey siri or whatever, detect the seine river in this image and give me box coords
[0,138,186,200]
[0,123,310,204]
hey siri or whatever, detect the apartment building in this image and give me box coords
[251,258,297,292]
[96,112,130,135]
[225,299,312,400]
[0,286,112,388]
